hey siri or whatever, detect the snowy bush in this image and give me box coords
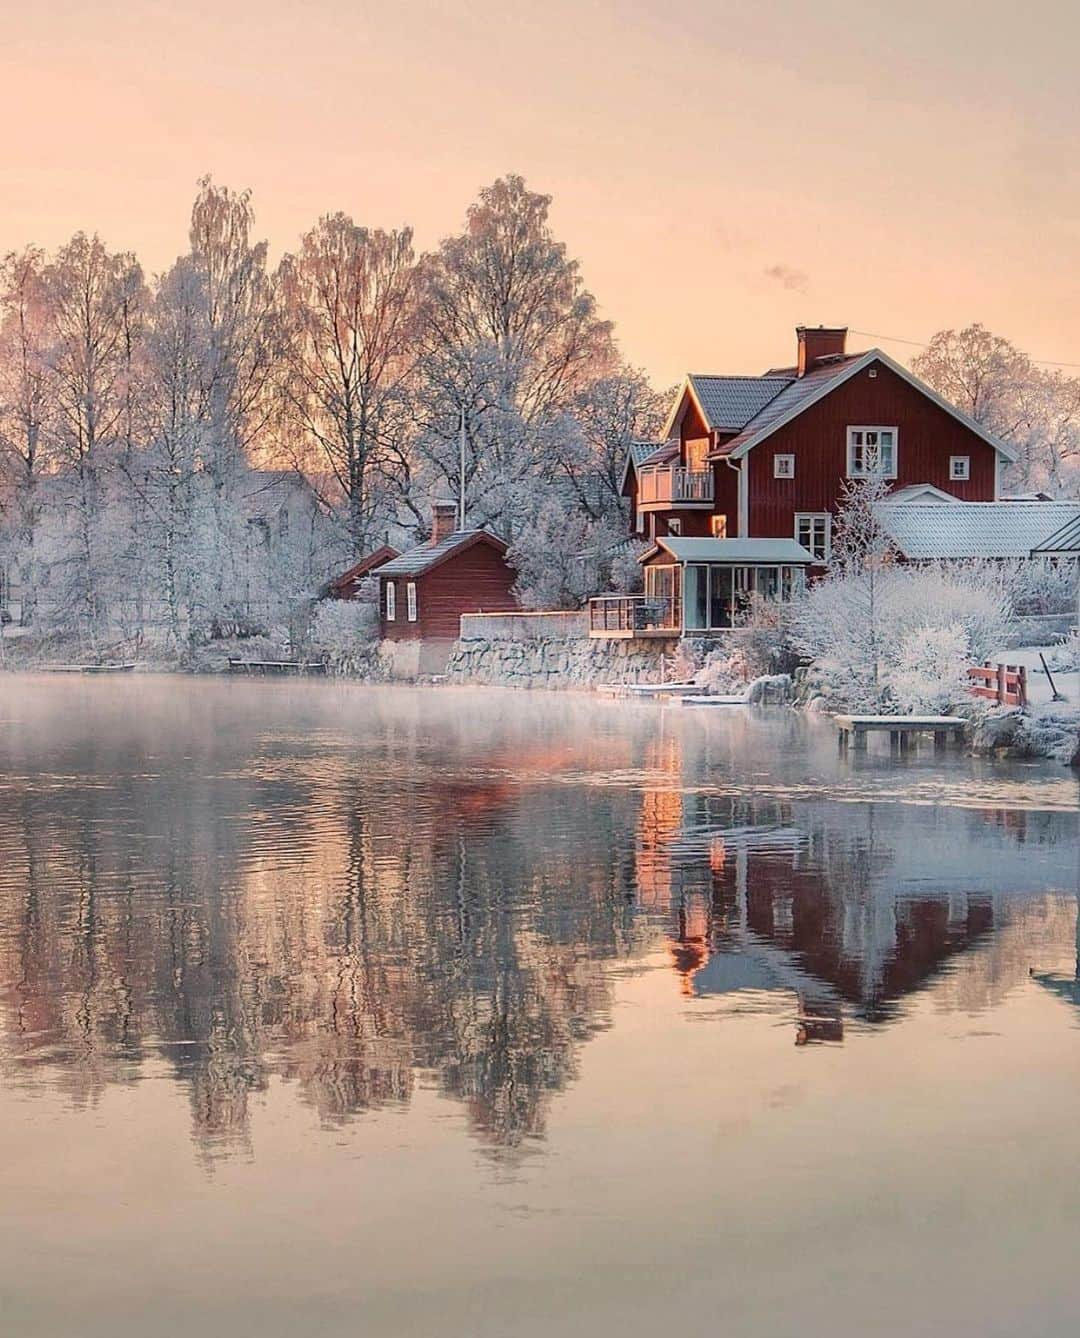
[693,644,757,693]
[309,600,378,657]
[890,623,971,712]
[885,564,1010,665]
[791,506,1009,710]
[1045,629,1080,672]
[1003,559,1079,616]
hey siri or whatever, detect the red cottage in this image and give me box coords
[605,325,1020,637]
[376,502,519,644]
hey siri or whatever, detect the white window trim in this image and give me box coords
[949,455,970,481]
[385,581,396,621]
[846,426,898,479]
[406,581,418,622]
[795,512,832,563]
[774,453,795,479]
[667,518,682,536]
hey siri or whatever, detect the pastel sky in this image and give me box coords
[3,0,1078,384]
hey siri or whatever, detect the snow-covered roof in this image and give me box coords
[888,483,960,504]
[1032,512,1080,555]
[879,501,1080,560]
[629,439,666,468]
[619,439,674,494]
[376,530,508,577]
[642,537,816,565]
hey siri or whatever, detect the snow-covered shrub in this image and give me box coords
[1045,629,1080,672]
[735,593,801,676]
[792,559,1008,710]
[693,644,757,693]
[890,623,971,711]
[309,599,378,657]
[886,564,1009,665]
[1004,558,1079,616]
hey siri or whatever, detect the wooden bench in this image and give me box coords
[835,715,966,755]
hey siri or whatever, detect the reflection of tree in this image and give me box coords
[0,698,647,1160]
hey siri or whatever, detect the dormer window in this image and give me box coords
[847,427,897,479]
[774,454,795,479]
[950,455,970,481]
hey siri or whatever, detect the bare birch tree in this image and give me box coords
[913,324,1080,495]
[278,213,417,554]
[0,248,54,625]
[42,234,146,647]
[412,176,616,535]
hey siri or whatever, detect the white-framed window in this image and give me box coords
[795,512,832,563]
[406,582,418,622]
[385,581,396,621]
[667,518,682,536]
[950,455,970,481]
[847,426,897,478]
[711,514,727,539]
[774,453,795,479]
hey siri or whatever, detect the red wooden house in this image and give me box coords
[375,502,519,642]
[605,325,1020,637]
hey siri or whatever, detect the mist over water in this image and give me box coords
[0,676,1078,1337]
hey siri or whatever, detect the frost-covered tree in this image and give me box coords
[791,475,897,694]
[557,370,670,521]
[187,180,277,621]
[278,214,417,553]
[411,176,616,536]
[793,475,1010,709]
[0,247,54,625]
[913,324,1080,495]
[137,257,214,650]
[41,233,147,646]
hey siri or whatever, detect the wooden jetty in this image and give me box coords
[227,658,327,677]
[835,714,966,755]
[42,662,137,675]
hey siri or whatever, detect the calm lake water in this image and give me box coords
[0,676,1078,1337]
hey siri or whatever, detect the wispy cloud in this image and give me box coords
[763,263,809,293]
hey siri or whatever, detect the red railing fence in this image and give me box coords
[968,661,1027,708]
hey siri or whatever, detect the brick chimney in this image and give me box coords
[796,325,848,377]
[431,500,458,545]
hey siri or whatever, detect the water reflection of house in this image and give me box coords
[632,738,1061,1028]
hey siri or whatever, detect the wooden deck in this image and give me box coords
[227,659,328,676]
[41,663,137,674]
[835,714,966,755]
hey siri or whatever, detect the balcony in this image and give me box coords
[588,595,680,638]
[638,465,714,508]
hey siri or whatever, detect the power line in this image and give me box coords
[849,327,1080,371]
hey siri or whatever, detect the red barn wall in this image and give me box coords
[380,541,518,640]
[747,358,998,541]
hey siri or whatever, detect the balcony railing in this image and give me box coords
[638,465,714,505]
[588,594,679,637]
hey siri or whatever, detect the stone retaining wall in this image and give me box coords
[459,610,590,641]
[445,633,673,687]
